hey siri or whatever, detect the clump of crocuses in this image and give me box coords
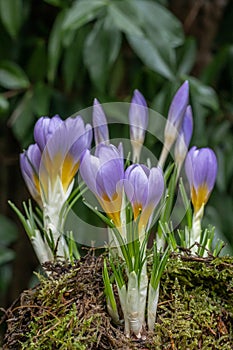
[12,81,220,339]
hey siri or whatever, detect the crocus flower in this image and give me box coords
[40,116,92,199]
[159,81,189,168]
[129,90,148,163]
[174,105,193,171]
[21,115,92,205]
[20,114,92,258]
[93,98,109,146]
[124,164,164,233]
[185,146,217,213]
[80,144,124,227]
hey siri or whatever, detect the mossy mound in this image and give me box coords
[2,252,233,349]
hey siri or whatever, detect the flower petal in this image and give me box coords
[93,98,109,146]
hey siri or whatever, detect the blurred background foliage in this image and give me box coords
[0,0,233,314]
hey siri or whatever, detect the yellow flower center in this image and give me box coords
[191,184,209,213]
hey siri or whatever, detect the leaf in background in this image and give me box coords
[32,82,51,116]
[62,0,107,32]
[0,0,23,38]
[83,17,121,92]
[9,90,34,147]
[48,10,67,83]
[0,247,15,265]
[177,38,197,75]
[0,61,30,89]
[189,76,219,111]
[108,1,143,37]
[62,27,88,92]
[43,0,70,7]
[127,34,175,80]
[27,39,47,82]
[201,45,231,85]
[0,94,9,115]
[0,215,18,246]
[133,0,184,48]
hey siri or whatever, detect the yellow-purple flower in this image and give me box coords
[129,90,148,162]
[80,144,124,227]
[124,164,164,233]
[20,115,92,206]
[185,146,217,213]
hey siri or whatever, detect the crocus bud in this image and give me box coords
[159,81,189,168]
[129,90,148,163]
[93,98,109,146]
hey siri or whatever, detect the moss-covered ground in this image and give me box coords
[2,252,233,349]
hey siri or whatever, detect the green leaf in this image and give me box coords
[0,94,9,114]
[0,61,30,89]
[43,0,69,7]
[0,0,23,38]
[127,34,175,80]
[32,82,51,116]
[10,90,34,146]
[0,215,18,246]
[177,38,197,75]
[189,76,219,111]
[48,10,67,83]
[133,0,184,48]
[0,247,15,265]
[201,45,231,85]
[62,0,107,32]
[108,1,143,37]
[83,18,121,91]
[62,27,88,92]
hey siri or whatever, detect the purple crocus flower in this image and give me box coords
[80,144,124,227]
[20,115,92,205]
[124,164,164,232]
[185,146,217,213]
[129,90,148,162]
[174,105,193,167]
[93,98,109,146]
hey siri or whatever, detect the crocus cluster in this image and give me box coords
[18,82,218,338]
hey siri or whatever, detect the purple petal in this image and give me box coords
[125,164,149,207]
[146,167,164,208]
[20,144,42,203]
[185,146,217,193]
[174,105,193,162]
[167,81,189,129]
[129,89,148,143]
[44,116,92,168]
[79,150,100,195]
[34,115,63,151]
[93,98,109,146]
[96,157,124,200]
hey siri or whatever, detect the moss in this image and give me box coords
[2,253,233,349]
